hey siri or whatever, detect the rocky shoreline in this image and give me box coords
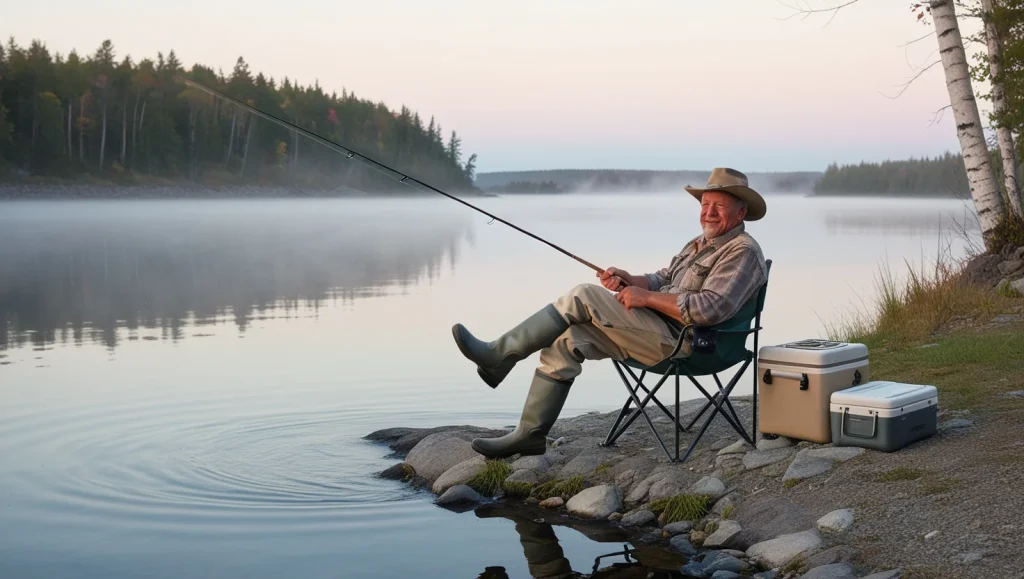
[364,395,986,579]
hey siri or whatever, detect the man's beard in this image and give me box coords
[701,223,719,240]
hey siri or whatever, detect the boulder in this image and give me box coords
[670,534,698,556]
[1013,277,1024,296]
[406,433,480,483]
[621,509,656,527]
[688,476,727,500]
[997,259,1024,276]
[805,545,862,568]
[511,454,551,473]
[746,529,824,568]
[718,440,754,455]
[432,456,486,494]
[566,484,622,519]
[539,496,564,509]
[663,521,693,535]
[504,468,539,485]
[757,436,795,451]
[435,484,483,506]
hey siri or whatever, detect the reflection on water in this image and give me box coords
[471,504,685,579]
[822,202,979,236]
[0,199,472,350]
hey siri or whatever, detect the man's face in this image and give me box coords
[699,190,746,240]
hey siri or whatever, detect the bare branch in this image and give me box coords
[928,104,953,127]
[879,59,942,99]
[775,0,861,25]
[898,32,934,48]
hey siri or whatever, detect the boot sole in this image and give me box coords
[471,439,546,458]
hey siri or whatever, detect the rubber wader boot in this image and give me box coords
[452,304,569,388]
[471,371,572,459]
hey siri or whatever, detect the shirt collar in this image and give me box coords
[692,222,745,251]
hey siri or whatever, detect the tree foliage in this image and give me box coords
[812,152,970,196]
[0,37,477,192]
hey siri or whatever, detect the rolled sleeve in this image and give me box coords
[679,247,765,327]
[645,272,667,291]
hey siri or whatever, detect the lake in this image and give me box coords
[0,192,980,578]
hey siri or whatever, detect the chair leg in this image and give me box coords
[622,366,687,430]
[606,369,678,446]
[611,361,674,462]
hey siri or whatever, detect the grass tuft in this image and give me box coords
[592,462,614,477]
[720,504,734,519]
[823,248,1022,348]
[875,467,924,483]
[997,279,1022,298]
[466,460,513,496]
[530,476,585,501]
[501,480,535,497]
[646,494,711,524]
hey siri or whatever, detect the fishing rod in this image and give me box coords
[175,76,630,286]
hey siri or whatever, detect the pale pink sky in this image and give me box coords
[3,0,988,173]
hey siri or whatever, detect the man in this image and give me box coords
[452,167,768,459]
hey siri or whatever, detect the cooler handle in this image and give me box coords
[762,369,808,390]
[841,407,877,439]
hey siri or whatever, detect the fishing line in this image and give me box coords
[175,76,629,286]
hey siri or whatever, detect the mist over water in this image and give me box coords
[0,192,980,578]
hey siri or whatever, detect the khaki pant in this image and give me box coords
[537,283,686,382]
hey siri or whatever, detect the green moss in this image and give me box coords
[921,478,961,496]
[997,279,1023,298]
[875,467,924,483]
[646,494,711,524]
[592,462,614,476]
[466,460,514,496]
[530,476,585,501]
[783,478,802,489]
[720,504,734,519]
[780,555,809,576]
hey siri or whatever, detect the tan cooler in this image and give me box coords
[757,339,869,443]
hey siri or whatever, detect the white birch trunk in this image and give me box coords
[930,0,1005,245]
[980,0,1022,218]
[67,102,73,161]
[131,89,140,169]
[78,94,86,163]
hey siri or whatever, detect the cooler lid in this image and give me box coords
[758,339,868,367]
[830,380,937,409]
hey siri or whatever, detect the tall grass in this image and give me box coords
[825,246,1021,347]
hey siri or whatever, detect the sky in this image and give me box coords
[2,0,991,173]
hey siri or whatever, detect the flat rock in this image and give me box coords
[799,563,855,579]
[859,571,903,579]
[799,447,865,462]
[757,436,795,451]
[432,455,486,494]
[372,426,505,454]
[688,476,727,500]
[805,545,861,568]
[435,484,482,505]
[621,509,656,527]
[504,468,539,485]
[709,572,742,579]
[743,448,795,470]
[406,433,480,483]
[1002,390,1024,398]
[378,462,412,480]
[951,550,987,564]
[669,535,698,556]
[718,440,754,455]
[939,418,975,430]
[782,456,834,483]
[816,509,854,534]
[511,454,551,473]
[746,529,823,568]
[703,520,743,548]
[556,447,616,478]
[627,465,689,503]
[566,484,622,519]
[663,521,693,535]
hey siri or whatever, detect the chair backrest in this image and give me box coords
[684,258,771,373]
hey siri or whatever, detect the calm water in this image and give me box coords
[0,192,979,578]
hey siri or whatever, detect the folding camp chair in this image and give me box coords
[599,260,772,462]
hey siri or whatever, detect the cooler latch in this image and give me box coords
[853,369,862,385]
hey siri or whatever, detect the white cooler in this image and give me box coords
[830,381,938,452]
[758,339,869,443]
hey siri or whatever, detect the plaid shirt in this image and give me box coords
[644,223,767,328]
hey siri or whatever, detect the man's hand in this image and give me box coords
[598,267,635,292]
[615,286,650,310]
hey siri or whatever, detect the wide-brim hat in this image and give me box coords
[684,167,766,221]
